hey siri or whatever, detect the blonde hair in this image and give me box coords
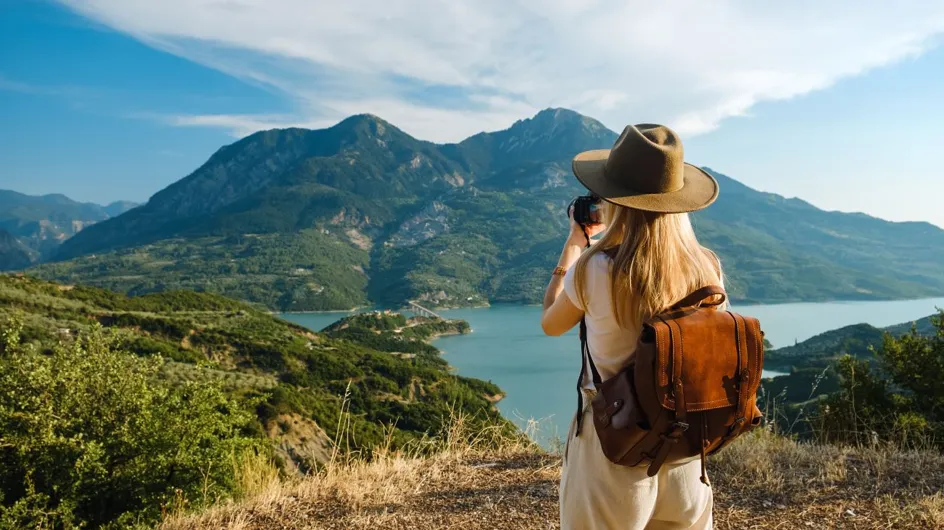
[573,201,724,329]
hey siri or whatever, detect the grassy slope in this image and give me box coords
[0,274,508,472]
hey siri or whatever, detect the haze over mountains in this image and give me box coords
[0,190,139,269]
[24,108,944,311]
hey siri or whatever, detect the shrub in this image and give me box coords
[0,316,261,529]
[814,311,944,449]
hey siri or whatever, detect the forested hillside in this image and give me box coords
[2,273,504,453]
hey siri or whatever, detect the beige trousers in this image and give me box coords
[560,406,713,530]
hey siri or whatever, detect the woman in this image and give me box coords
[541,123,723,530]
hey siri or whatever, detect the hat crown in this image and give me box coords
[604,124,685,194]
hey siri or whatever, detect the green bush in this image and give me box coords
[814,311,944,449]
[0,316,261,529]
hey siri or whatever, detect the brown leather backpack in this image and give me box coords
[575,285,765,486]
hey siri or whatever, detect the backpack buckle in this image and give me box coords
[670,421,690,432]
[659,421,690,443]
[724,417,745,439]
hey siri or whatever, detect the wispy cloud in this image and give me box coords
[0,75,38,94]
[55,0,944,141]
[169,113,327,138]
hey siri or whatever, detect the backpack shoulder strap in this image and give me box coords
[671,285,726,310]
[574,317,602,436]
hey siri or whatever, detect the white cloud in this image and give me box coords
[56,0,944,142]
[169,113,332,138]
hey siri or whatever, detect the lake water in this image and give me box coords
[281,296,944,446]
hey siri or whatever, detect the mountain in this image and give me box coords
[104,200,140,217]
[0,228,35,270]
[33,108,944,310]
[694,170,944,302]
[0,190,139,265]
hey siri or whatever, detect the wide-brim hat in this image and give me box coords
[572,123,718,213]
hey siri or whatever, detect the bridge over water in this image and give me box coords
[407,301,442,320]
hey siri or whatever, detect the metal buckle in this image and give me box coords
[724,417,746,438]
[670,421,690,432]
[659,421,690,443]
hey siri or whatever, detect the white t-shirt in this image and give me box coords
[563,252,641,390]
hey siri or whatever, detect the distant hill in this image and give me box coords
[33,109,944,310]
[103,200,140,217]
[0,190,138,266]
[696,170,944,303]
[766,313,938,369]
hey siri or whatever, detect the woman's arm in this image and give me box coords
[541,217,605,336]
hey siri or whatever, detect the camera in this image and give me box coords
[569,194,602,226]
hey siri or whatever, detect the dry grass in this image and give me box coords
[711,429,944,529]
[162,421,944,530]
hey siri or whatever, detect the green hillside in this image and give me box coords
[30,109,944,310]
[0,274,507,470]
[32,229,371,311]
[766,314,937,369]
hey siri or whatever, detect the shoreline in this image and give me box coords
[424,327,506,406]
[276,293,944,316]
[425,328,505,405]
[424,329,469,341]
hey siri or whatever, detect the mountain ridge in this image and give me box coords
[30,108,944,310]
[0,189,139,268]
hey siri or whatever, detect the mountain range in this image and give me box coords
[0,190,138,268]
[26,108,944,311]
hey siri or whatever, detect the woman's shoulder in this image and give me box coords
[581,250,613,285]
[590,249,613,269]
[566,250,611,290]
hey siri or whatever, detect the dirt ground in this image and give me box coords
[162,430,944,530]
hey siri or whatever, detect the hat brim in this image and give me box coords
[572,149,719,213]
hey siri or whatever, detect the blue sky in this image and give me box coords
[2,1,944,228]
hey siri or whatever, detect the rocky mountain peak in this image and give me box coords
[332,113,400,140]
[454,108,617,175]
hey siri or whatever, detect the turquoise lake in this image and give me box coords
[282,297,944,446]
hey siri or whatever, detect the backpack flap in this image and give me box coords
[648,310,763,413]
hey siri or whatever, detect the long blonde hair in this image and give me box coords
[573,201,724,329]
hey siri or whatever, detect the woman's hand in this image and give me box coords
[568,206,606,246]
